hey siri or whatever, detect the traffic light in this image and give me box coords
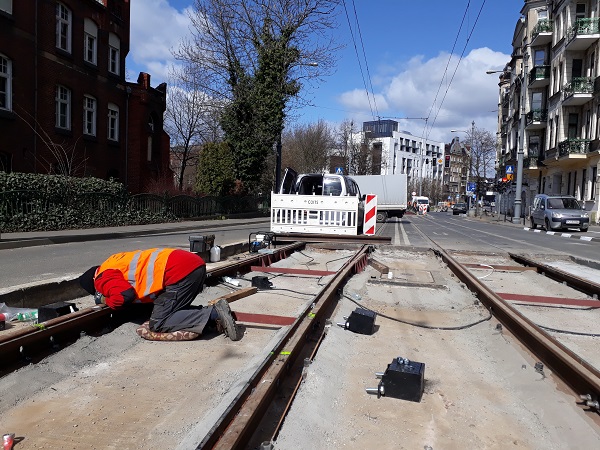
[444,155,451,168]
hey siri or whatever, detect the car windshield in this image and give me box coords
[547,198,580,209]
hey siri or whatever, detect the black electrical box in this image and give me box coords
[38,302,79,323]
[189,235,215,253]
[345,308,376,335]
[251,276,273,290]
[380,357,425,402]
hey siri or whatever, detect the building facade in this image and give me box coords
[443,137,470,203]
[0,0,170,193]
[495,0,600,220]
[362,120,445,187]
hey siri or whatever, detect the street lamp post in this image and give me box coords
[487,53,528,224]
[450,122,475,211]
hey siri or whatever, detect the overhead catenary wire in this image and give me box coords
[425,0,487,140]
[341,0,377,120]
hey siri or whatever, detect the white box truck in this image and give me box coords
[352,174,408,222]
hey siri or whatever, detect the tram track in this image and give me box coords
[1,225,599,448]
[401,218,600,415]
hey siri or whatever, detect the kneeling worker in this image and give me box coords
[78,248,241,341]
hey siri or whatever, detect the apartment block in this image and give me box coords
[495,0,600,220]
[362,120,445,186]
[0,0,170,193]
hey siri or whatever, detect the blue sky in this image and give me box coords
[127,0,523,142]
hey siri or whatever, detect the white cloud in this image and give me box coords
[128,0,193,84]
[337,47,510,141]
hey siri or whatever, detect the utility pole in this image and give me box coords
[513,50,528,224]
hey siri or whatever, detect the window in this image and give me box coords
[0,0,12,14]
[55,85,71,129]
[84,95,97,136]
[592,166,597,200]
[568,113,579,139]
[581,169,586,200]
[534,49,545,67]
[0,55,11,111]
[108,33,120,75]
[56,3,72,53]
[572,59,583,79]
[107,104,119,141]
[84,19,98,65]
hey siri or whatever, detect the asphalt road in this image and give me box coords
[0,219,272,288]
[4,212,600,290]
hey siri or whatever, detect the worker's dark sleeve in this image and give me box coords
[94,269,137,309]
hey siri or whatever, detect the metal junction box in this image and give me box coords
[380,357,425,402]
[38,301,79,323]
[189,234,215,253]
[345,307,376,335]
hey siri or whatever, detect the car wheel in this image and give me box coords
[530,217,537,229]
[544,218,551,231]
[376,211,388,222]
[581,227,588,233]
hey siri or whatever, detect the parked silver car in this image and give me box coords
[529,194,589,232]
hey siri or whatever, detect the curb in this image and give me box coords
[523,226,600,242]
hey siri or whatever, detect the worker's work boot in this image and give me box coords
[214,299,241,341]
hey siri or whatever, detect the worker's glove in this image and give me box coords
[94,291,106,305]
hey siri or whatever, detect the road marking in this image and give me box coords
[399,221,410,246]
[580,236,593,241]
[561,233,572,238]
[393,220,400,245]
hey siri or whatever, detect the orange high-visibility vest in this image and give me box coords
[97,248,175,300]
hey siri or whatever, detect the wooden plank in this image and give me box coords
[368,258,390,274]
[250,266,336,276]
[207,287,257,305]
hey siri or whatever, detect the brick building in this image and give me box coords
[0,0,170,193]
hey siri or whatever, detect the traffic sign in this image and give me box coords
[506,165,514,174]
[507,173,514,181]
[335,167,343,174]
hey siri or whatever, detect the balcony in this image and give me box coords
[562,77,594,106]
[526,109,548,130]
[528,65,550,88]
[531,19,553,46]
[558,138,591,157]
[566,17,600,51]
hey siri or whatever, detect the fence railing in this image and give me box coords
[0,190,270,232]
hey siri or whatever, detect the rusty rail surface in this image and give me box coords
[509,253,600,298]
[437,248,600,405]
[198,245,371,449]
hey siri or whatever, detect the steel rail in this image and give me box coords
[509,253,600,298]
[0,242,306,368]
[273,232,391,245]
[436,248,600,404]
[198,245,371,449]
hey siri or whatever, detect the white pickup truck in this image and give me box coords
[271,168,365,235]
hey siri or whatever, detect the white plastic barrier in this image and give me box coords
[270,193,360,235]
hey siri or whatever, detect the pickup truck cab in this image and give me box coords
[276,168,365,231]
[279,168,363,198]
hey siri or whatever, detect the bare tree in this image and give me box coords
[165,68,224,191]
[177,0,339,103]
[281,120,332,173]
[332,120,379,175]
[13,107,87,176]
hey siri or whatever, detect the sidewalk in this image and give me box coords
[0,216,271,250]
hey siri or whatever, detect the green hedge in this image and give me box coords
[0,173,176,232]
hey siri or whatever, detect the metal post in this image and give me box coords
[275,136,282,193]
[470,120,475,215]
[419,138,423,196]
[513,51,528,224]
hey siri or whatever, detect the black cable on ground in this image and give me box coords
[343,294,492,330]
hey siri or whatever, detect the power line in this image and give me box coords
[351,0,379,119]
[341,0,376,120]
[426,1,487,140]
